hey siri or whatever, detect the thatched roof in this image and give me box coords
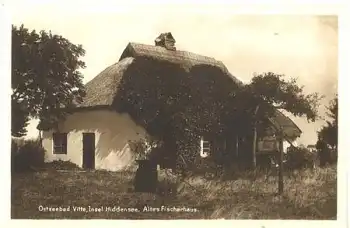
[77,42,242,108]
[74,40,301,139]
[270,110,302,140]
[76,57,134,108]
[119,42,242,85]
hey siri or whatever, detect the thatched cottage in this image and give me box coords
[40,33,301,171]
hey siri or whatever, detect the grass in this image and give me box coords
[11,164,337,219]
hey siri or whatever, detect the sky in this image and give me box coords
[8,3,338,146]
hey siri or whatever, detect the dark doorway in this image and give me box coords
[82,133,95,169]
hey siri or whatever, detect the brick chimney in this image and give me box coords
[155,32,176,51]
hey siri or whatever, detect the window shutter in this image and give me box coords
[53,134,59,147]
[62,133,68,153]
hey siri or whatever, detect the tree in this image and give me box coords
[318,94,338,149]
[235,72,323,168]
[11,99,30,137]
[11,24,86,136]
[317,94,338,165]
[319,97,338,148]
[323,94,338,149]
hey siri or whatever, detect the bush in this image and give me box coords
[128,136,163,161]
[11,138,45,172]
[157,168,179,196]
[329,148,338,164]
[44,160,81,170]
[285,146,315,170]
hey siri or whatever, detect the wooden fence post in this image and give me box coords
[252,105,260,169]
[278,130,284,195]
[252,124,257,169]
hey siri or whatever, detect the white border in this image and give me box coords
[1,1,348,228]
[0,1,12,224]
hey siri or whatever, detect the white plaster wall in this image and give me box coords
[41,109,148,171]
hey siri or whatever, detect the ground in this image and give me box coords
[11,165,337,219]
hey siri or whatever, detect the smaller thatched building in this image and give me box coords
[40,33,301,171]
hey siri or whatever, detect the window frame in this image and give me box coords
[200,136,211,158]
[53,132,68,154]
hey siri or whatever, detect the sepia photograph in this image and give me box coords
[5,1,341,222]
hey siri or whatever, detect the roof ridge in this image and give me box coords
[125,42,242,85]
[128,42,220,62]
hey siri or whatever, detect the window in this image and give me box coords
[53,133,67,154]
[200,137,210,158]
[258,136,278,153]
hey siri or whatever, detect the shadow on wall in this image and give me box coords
[94,128,139,171]
[61,110,147,171]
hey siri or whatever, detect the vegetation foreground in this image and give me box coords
[11,165,337,219]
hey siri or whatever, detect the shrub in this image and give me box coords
[11,138,45,172]
[329,148,338,164]
[285,146,315,170]
[44,160,81,170]
[128,136,163,161]
[157,168,179,196]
